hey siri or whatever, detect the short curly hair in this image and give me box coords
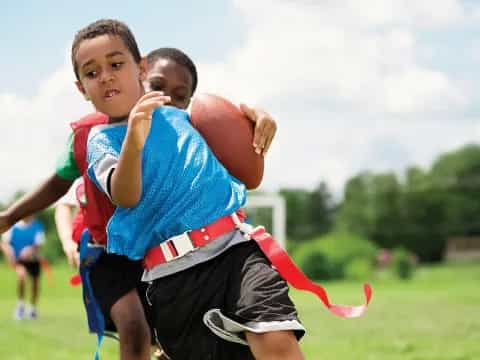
[71,19,141,80]
[146,47,198,95]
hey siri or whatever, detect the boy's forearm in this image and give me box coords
[4,174,73,225]
[54,204,75,246]
[110,134,143,208]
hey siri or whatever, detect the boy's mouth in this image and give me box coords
[104,89,120,99]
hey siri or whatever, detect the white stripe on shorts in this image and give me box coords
[203,308,305,346]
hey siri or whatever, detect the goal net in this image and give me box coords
[244,193,286,249]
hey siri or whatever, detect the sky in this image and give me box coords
[2,0,480,202]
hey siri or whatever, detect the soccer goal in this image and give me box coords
[245,193,286,249]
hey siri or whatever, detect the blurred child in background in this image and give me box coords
[1,215,45,320]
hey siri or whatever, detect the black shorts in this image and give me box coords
[89,253,148,332]
[146,241,304,360]
[17,259,41,278]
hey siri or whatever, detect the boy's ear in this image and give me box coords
[75,81,90,101]
[139,57,148,81]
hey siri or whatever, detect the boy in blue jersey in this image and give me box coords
[1,215,45,320]
[0,37,277,360]
[75,19,304,359]
[70,18,279,358]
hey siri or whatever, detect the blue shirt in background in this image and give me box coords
[2,220,45,259]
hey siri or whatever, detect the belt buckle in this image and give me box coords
[169,230,195,257]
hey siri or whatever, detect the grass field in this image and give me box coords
[0,261,479,359]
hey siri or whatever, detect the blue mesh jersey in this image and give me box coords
[2,220,45,258]
[87,106,247,260]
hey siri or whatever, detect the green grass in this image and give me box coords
[0,261,479,359]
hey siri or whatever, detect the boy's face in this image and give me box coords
[144,58,193,110]
[75,35,146,118]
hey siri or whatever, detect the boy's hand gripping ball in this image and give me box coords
[190,94,264,189]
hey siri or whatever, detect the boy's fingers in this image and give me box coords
[134,92,163,110]
[254,118,277,155]
[262,133,274,156]
[136,97,171,114]
[140,92,171,104]
[72,252,80,268]
[132,111,152,121]
[255,134,268,155]
[139,91,167,101]
[139,96,171,108]
[239,104,278,154]
[67,254,73,267]
[240,103,256,123]
[253,120,267,148]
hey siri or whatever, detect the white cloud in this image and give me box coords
[0,57,91,202]
[235,0,465,29]
[200,0,468,112]
[0,0,477,203]
[383,67,466,113]
[196,0,473,194]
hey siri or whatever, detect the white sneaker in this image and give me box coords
[26,306,38,320]
[13,303,25,320]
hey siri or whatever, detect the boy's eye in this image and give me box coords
[175,95,187,103]
[84,70,97,79]
[149,82,164,91]
[112,62,124,69]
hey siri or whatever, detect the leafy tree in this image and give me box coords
[337,172,376,237]
[369,173,403,249]
[280,183,335,242]
[430,144,480,236]
[280,188,313,241]
[308,181,335,235]
[401,167,446,261]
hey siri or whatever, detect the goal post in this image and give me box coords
[245,193,286,249]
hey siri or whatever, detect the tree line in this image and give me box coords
[256,143,480,262]
[2,143,480,263]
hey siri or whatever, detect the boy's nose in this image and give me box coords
[100,70,114,83]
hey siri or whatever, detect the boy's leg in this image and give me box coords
[246,331,304,360]
[27,261,41,307]
[14,264,26,319]
[147,238,304,359]
[203,240,305,358]
[147,254,256,360]
[20,260,42,319]
[31,276,39,306]
[90,253,151,360]
[28,275,40,319]
[15,264,26,300]
[110,289,151,360]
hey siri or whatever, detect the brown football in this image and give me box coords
[190,93,264,189]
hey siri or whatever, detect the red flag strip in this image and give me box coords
[70,273,82,286]
[249,226,372,318]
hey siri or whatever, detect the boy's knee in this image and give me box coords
[112,302,150,356]
[119,317,150,355]
[124,316,149,336]
[16,271,27,281]
[246,331,304,360]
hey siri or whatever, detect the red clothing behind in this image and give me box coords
[70,113,115,245]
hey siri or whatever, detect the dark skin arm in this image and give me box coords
[0,174,73,233]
